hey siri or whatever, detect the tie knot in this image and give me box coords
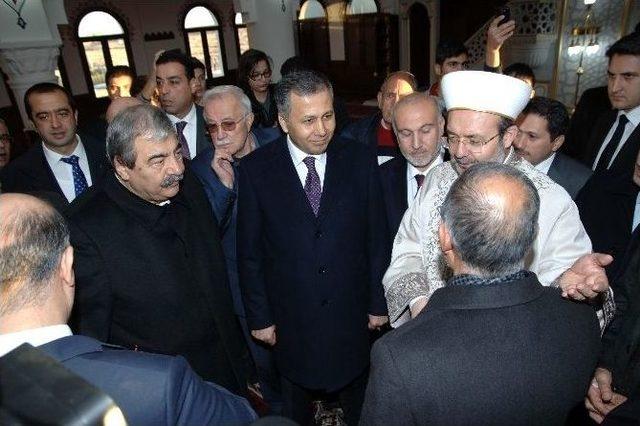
[415,174,425,188]
[61,155,80,166]
[619,114,629,125]
[176,121,188,132]
[303,156,316,170]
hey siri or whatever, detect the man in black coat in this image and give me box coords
[237,71,389,425]
[66,104,251,397]
[361,163,600,426]
[0,83,108,203]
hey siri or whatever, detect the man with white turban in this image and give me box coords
[384,71,614,327]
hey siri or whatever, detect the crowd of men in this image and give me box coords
[2,14,640,426]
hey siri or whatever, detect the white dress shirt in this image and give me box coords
[592,105,640,170]
[287,136,327,189]
[534,152,556,175]
[42,135,93,202]
[633,192,640,231]
[0,324,72,357]
[405,154,443,208]
[166,103,198,157]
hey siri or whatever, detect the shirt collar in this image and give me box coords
[166,103,196,125]
[619,104,640,127]
[0,325,72,357]
[406,152,444,182]
[42,135,86,164]
[534,152,556,175]
[286,135,326,167]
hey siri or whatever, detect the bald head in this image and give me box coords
[0,193,70,317]
[440,163,540,277]
[106,96,144,123]
[378,71,417,125]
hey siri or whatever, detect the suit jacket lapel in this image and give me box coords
[33,144,66,196]
[82,135,108,183]
[394,160,408,215]
[317,138,349,223]
[587,111,617,165]
[195,106,209,155]
[547,154,562,183]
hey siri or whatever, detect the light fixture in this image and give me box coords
[568,1,601,110]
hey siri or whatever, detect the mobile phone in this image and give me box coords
[496,6,510,26]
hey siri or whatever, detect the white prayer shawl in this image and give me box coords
[383,149,593,327]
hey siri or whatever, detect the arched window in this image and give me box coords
[184,6,226,79]
[235,12,250,55]
[346,0,378,15]
[77,10,134,98]
[299,0,326,20]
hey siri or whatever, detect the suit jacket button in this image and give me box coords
[318,267,326,274]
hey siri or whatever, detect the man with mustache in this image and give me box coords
[65,104,252,397]
[383,71,612,328]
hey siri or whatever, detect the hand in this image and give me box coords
[211,148,235,189]
[251,325,276,346]
[368,314,389,331]
[487,15,516,52]
[409,296,428,318]
[558,253,612,301]
[585,368,627,423]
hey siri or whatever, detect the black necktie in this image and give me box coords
[414,174,425,198]
[596,114,629,172]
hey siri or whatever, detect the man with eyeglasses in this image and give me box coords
[0,118,12,170]
[383,71,612,328]
[0,83,108,204]
[191,85,281,413]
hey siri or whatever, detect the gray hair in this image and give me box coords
[391,92,442,131]
[0,200,69,315]
[440,162,540,278]
[201,85,252,116]
[106,104,176,168]
[275,70,333,118]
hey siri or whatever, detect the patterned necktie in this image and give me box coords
[175,121,191,160]
[60,155,88,197]
[414,174,425,198]
[595,114,629,172]
[303,156,322,216]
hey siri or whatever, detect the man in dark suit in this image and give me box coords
[237,70,390,425]
[0,193,256,426]
[191,85,282,413]
[341,71,417,164]
[563,86,611,162]
[156,50,209,159]
[0,83,108,203]
[581,33,640,178]
[514,96,592,199]
[66,104,251,397]
[361,163,600,426]
[586,222,640,423]
[379,92,444,241]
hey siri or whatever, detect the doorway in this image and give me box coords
[409,3,430,88]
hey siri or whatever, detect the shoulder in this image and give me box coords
[516,158,573,202]
[190,147,214,174]
[342,113,379,137]
[553,153,592,176]
[379,156,405,176]
[2,143,43,173]
[241,135,285,167]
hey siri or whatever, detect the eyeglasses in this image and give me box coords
[249,70,272,81]
[205,113,249,135]
[443,133,501,153]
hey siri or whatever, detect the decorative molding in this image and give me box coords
[144,31,175,42]
[0,46,59,80]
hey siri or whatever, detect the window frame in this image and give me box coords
[234,12,250,58]
[75,9,135,99]
[182,5,228,81]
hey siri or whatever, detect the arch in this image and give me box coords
[299,0,327,20]
[182,5,227,79]
[78,10,124,37]
[346,0,378,15]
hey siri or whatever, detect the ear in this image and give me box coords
[58,245,75,313]
[434,64,442,77]
[438,114,445,136]
[550,135,565,152]
[245,112,255,130]
[74,109,79,123]
[113,156,131,181]
[377,91,383,110]
[438,222,453,254]
[278,114,289,134]
[501,125,519,150]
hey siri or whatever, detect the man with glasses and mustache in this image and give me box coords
[191,85,281,413]
[66,104,252,398]
[383,71,613,329]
